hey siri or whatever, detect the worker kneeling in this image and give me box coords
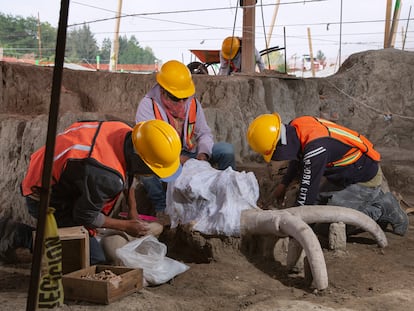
[0,119,182,265]
[246,113,409,236]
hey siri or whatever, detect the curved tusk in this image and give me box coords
[241,209,329,290]
[284,205,388,248]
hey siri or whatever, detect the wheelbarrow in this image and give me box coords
[187,46,285,75]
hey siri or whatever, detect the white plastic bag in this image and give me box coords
[166,159,259,236]
[116,235,189,285]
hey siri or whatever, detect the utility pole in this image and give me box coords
[37,13,42,61]
[402,5,412,50]
[241,0,256,74]
[109,0,123,72]
[384,0,392,47]
[266,0,280,48]
[387,0,402,48]
[307,27,316,77]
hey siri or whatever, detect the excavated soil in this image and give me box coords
[0,49,414,310]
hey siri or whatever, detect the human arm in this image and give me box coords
[255,49,265,72]
[135,84,164,124]
[193,101,214,157]
[127,177,140,220]
[218,52,230,75]
[295,142,328,205]
[69,161,149,236]
[136,94,156,123]
[102,216,149,237]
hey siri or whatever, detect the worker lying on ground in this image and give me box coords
[0,119,182,264]
[135,60,236,222]
[218,36,265,75]
[246,113,409,236]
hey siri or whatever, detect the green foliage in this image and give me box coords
[0,13,56,60]
[66,24,98,63]
[316,50,326,63]
[0,13,158,66]
[115,35,156,65]
[262,51,285,72]
[99,38,112,63]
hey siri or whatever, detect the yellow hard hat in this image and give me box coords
[132,120,182,181]
[156,60,195,99]
[246,113,282,163]
[221,37,241,60]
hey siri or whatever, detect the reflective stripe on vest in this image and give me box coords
[290,116,380,167]
[152,98,197,149]
[21,121,130,198]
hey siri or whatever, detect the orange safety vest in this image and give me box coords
[152,98,197,149]
[21,121,130,215]
[290,116,381,167]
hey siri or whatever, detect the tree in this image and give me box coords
[0,13,56,60]
[117,35,156,65]
[66,24,98,63]
[316,50,326,66]
[99,38,112,64]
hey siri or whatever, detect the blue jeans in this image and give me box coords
[142,142,236,212]
[25,197,107,265]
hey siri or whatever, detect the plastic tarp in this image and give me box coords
[166,159,259,236]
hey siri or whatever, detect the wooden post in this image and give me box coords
[37,13,42,61]
[109,0,123,72]
[387,0,402,48]
[266,0,280,48]
[241,0,256,74]
[307,27,316,77]
[384,0,393,48]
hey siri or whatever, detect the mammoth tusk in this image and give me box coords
[241,209,329,290]
[283,205,388,248]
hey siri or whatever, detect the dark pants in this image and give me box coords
[25,196,106,265]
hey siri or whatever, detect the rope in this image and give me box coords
[259,0,271,70]
[326,79,414,121]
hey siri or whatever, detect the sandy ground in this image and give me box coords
[0,173,413,311]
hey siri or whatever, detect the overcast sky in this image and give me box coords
[2,0,413,65]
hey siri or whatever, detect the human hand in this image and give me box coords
[124,219,150,237]
[180,155,190,164]
[274,183,287,204]
[260,183,287,209]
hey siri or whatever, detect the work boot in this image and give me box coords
[376,192,409,236]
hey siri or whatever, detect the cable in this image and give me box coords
[326,79,414,121]
[259,0,271,69]
[68,0,328,27]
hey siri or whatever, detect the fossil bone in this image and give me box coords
[241,205,389,290]
[241,209,329,290]
[283,205,388,248]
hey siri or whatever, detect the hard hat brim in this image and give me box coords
[147,156,182,182]
[160,162,182,182]
[263,153,273,163]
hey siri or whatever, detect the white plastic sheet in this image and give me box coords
[166,159,259,236]
[116,235,189,285]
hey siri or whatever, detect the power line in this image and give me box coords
[68,0,328,27]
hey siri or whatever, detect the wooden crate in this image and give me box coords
[33,226,90,274]
[62,265,143,304]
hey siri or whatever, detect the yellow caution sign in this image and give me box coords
[38,208,64,308]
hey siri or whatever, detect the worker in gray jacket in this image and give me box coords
[135,60,236,217]
[219,36,265,75]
